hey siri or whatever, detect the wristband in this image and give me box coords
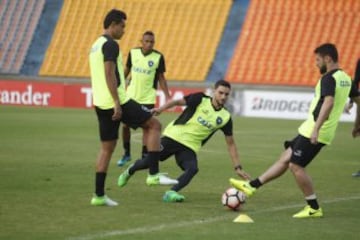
[234,164,242,170]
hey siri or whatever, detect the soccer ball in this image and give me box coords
[221,187,246,210]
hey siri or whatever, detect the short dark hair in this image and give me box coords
[314,43,338,63]
[214,79,231,89]
[103,9,127,29]
[143,31,155,37]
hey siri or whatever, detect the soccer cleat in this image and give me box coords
[146,173,179,186]
[163,190,185,202]
[352,170,360,177]
[117,165,133,187]
[292,205,323,218]
[229,178,256,197]
[90,195,118,206]
[117,154,131,167]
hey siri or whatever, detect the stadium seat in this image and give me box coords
[39,0,232,81]
[226,0,360,86]
[0,0,45,74]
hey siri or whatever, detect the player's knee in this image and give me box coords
[187,167,199,177]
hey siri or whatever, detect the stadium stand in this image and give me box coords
[0,0,45,74]
[39,0,232,81]
[226,0,360,86]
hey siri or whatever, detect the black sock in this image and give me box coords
[306,199,319,210]
[95,172,106,197]
[141,145,148,158]
[145,151,160,175]
[123,141,130,156]
[249,178,262,188]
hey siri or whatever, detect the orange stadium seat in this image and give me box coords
[226,0,360,86]
[39,0,232,81]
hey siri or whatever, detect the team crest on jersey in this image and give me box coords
[216,117,223,125]
[148,60,154,67]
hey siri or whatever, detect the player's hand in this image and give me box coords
[352,127,360,138]
[151,108,162,116]
[235,169,251,180]
[310,130,319,144]
[345,102,354,114]
[112,104,122,120]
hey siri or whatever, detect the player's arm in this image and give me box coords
[103,41,122,120]
[152,92,203,115]
[352,96,360,137]
[311,76,335,144]
[311,96,334,144]
[152,98,186,115]
[124,52,132,84]
[221,117,250,180]
[158,73,171,100]
[157,55,171,100]
[224,135,250,180]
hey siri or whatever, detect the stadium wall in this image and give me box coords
[0,78,356,123]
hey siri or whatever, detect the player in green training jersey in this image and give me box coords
[117,31,171,167]
[89,9,176,207]
[117,80,251,202]
[344,58,360,177]
[230,43,360,218]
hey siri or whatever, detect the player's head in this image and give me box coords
[213,80,231,108]
[141,31,155,53]
[314,43,338,74]
[103,9,127,40]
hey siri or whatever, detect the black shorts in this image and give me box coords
[95,106,121,141]
[159,137,198,171]
[120,99,153,129]
[95,100,152,141]
[284,134,325,167]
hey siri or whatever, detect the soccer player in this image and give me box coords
[117,31,171,167]
[230,43,360,218]
[117,80,251,202]
[344,58,360,177]
[89,9,176,207]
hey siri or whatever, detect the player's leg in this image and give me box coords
[91,107,119,206]
[288,136,324,218]
[117,137,175,187]
[140,104,154,159]
[117,124,131,166]
[163,148,198,202]
[230,139,294,197]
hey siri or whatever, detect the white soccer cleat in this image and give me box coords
[146,173,179,186]
[91,195,118,207]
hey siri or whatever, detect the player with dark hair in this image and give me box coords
[118,80,250,202]
[89,9,176,206]
[230,43,360,218]
[345,58,360,177]
[118,31,171,167]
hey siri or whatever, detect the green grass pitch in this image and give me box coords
[0,105,359,240]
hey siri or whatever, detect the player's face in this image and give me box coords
[213,86,230,108]
[141,35,155,53]
[315,54,327,74]
[112,20,126,40]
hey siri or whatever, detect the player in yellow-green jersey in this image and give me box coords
[117,80,251,202]
[117,31,171,167]
[89,9,176,207]
[230,43,360,218]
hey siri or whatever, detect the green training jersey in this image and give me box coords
[298,69,352,144]
[89,35,129,109]
[126,48,165,104]
[163,92,233,153]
